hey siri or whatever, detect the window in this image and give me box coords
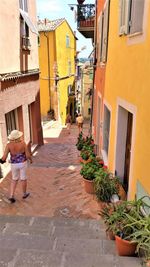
[68,60,71,76]
[19,0,28,13]
[98,0,110,63]
[20,15,31,50]
[103,105,111,155]
[5,110,18,136]
[66,35,70,47]
[119,0,145,35]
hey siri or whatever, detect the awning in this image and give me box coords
[20,9,38,35]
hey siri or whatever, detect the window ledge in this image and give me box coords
[128,31,143,38]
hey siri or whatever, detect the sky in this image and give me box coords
[36,0,94,58]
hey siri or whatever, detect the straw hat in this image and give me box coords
[8,130,23,141]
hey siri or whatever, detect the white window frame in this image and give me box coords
[102,103,111,164]
[98,0,110,64]
[119,0,145,36]
[19,0,28,13]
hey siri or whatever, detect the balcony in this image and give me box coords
[77,4,95,39]
[22,36,31,51]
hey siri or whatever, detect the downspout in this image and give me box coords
[90,0,97,135]
[44,32,51,110]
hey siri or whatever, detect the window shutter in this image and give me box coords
[101,0,110,63]
[119,0,130,35]
[98,12,103,62]
[130,0,144,34]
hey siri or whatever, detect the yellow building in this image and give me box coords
[38,18,76,124]
[100,0,150,202]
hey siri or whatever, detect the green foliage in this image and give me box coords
[80,159,100,180]
[76,132,84,151]
[76,133,95,151]
[100,197,150,243]
[80,144,95,160]
[94,171,119,202]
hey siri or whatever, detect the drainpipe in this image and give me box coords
[44,32,51,110]
[90,0,97,135]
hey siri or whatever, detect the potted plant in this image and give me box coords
[125,198,150,264]
[80,143,96,163]
[102,197,148,256]
[94,170,120,209]
[76,132,85,151]
[80,159,100,194]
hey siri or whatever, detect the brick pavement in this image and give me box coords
[0,121,100,219]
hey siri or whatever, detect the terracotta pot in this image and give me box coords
[83,178,94,194]
[115,235,137,256]
[77,0,85,4]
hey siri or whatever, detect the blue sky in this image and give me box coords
[36,0,94,58]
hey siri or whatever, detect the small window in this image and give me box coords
[66,35,70,48]
[119,0,145,35]
[20,16,31,50]
[98,0,110,63]
[5,110,17,136]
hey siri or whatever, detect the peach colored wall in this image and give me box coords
[0,0,38,74]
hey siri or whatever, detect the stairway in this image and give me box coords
[0,215,141,267]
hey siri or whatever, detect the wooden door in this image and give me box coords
[124,112,133,192]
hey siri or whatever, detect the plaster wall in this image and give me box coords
[104,0,150,198]
[0,0,39,74]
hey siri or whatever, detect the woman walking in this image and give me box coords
[0,130,32,203]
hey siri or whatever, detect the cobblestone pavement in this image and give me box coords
[0,122,100,219]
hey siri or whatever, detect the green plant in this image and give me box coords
[80,144,95,160]
[76,132,85,151]
[100,197,150,240]
[80,159,100,180]
[126,216,150,261]
[94,170,119,203]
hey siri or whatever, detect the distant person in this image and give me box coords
[65,113,72,134]
[76,113,84,134]
[0,130,32,203]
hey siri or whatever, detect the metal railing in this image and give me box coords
[22,36,31,50]
[77,4,95,27]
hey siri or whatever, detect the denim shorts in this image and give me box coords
[11,161,27,181]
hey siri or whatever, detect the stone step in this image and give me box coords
[0,215,142,267]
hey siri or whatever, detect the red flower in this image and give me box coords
[99,161,104,165]
[103,165,108,169]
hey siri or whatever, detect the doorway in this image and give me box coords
[115,106,133,193]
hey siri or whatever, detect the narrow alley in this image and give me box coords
[0,122,99,219]
[0,122,141,267]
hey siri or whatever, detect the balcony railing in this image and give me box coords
[22,36,31,50]
[77,4,95,39]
